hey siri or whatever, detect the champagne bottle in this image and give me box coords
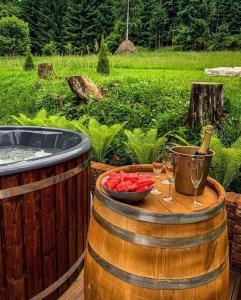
[195,125,214,155]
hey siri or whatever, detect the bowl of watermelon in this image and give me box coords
[101,171,155,203]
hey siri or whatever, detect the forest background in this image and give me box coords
[1,0,241,55]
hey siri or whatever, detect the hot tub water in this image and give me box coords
[0,146,61,165]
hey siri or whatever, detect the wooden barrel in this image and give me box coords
[85,165,229,300]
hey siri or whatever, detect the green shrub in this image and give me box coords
[0,16,30,56]
[64,42,73,55]
[174,21,209,51]
[124,128,167,164]
[210,25,230,50]
[42,41,57,56]
[97,38,110,75]
[72,118,122,162]
[12,109,75,130]
[0,3,22,18]
[209,135,241,190]
[13,110,123,163]
[23,49,35,71]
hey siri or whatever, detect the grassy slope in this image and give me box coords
[0,51,241,124]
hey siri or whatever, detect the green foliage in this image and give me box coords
[209,135,241,190]
[13,109,122,163]
[124,128,167,164]
[12,109,75,130]
[35,0,66,52]
[97,38,110,75]
[72,118,122,162]
[42,41,57,56]
[0,2,22,18]
[23,49,34,70]
[64,42,73,55]
[2,0,241,52]
[149,1,168,49]
[174,21,209,51]
[0,16,30,55]
[210,25,230,50]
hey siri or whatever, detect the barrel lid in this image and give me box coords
[95,165,225,224]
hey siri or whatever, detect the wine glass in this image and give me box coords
[188,156,205,207]
[161,149,171,185]
[163,153,179,203]
[151,149,164,195]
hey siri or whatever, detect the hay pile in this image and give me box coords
[115,39,138,54]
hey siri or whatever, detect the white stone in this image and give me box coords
[205,67,241,77]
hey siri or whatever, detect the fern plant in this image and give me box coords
[209,135,241,190]
[73,119,122,162]
[13,110,122,163]
[12,109,75,130]
[124,128,168,164]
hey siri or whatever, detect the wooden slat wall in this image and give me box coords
[2,174,26,300]
[22,171,43,299]
[55,164,69,296]
[41,166,58,300]
[0,180,6,300]
[67,160,78,285]
[77,156,85,274]
[0,154,90,300]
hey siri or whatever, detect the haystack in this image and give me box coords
[115,39,138,54]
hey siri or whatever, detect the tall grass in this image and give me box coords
[0,50,241,124]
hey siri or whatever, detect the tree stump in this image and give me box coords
[38,63,54,79]
[65,76,103,102]
[186,82,225,128]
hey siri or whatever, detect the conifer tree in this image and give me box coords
[21,0,40,52]
[97,38,110,75]
[62,0,84,54]
[149,1,168,49]
[36,0,66,53]
[23,48,35,70]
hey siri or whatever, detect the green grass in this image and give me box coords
[0,50,241,125]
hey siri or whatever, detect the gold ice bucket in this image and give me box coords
[171,146,215,196]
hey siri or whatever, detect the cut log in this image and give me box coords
[186,82,225,128]
[66,76,103,102]
[38,63,54,79]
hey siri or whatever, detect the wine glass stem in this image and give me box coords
[168,183,171,197]
[194,187,198,204]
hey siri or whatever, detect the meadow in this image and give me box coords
[1,51,241,125]
[1,51,240,139]
[1,50,241,191]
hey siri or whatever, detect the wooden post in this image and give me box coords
[186,82,225,128]
[126,0,130,40]
[38,63,54,79]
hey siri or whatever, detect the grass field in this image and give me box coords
[0,50,241,125]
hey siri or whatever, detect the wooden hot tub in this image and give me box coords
[0,126,91,300]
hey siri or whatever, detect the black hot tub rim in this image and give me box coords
[0,126,91,176]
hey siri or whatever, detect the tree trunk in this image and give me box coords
[186,82,225,128]
[38,63,54,79]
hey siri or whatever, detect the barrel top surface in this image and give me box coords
[95,165,225,224]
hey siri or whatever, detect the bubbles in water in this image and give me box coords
[0,146,61,165]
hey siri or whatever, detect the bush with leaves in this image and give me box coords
[23,49,35,71]
[12,109,75,130]
[124,128,167,164]
[0,16,30,56]
[209,135,241,190]
[72,118,122,162]
[13,110,122,163]
[97,38,110,75]
[42,41,57,56]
